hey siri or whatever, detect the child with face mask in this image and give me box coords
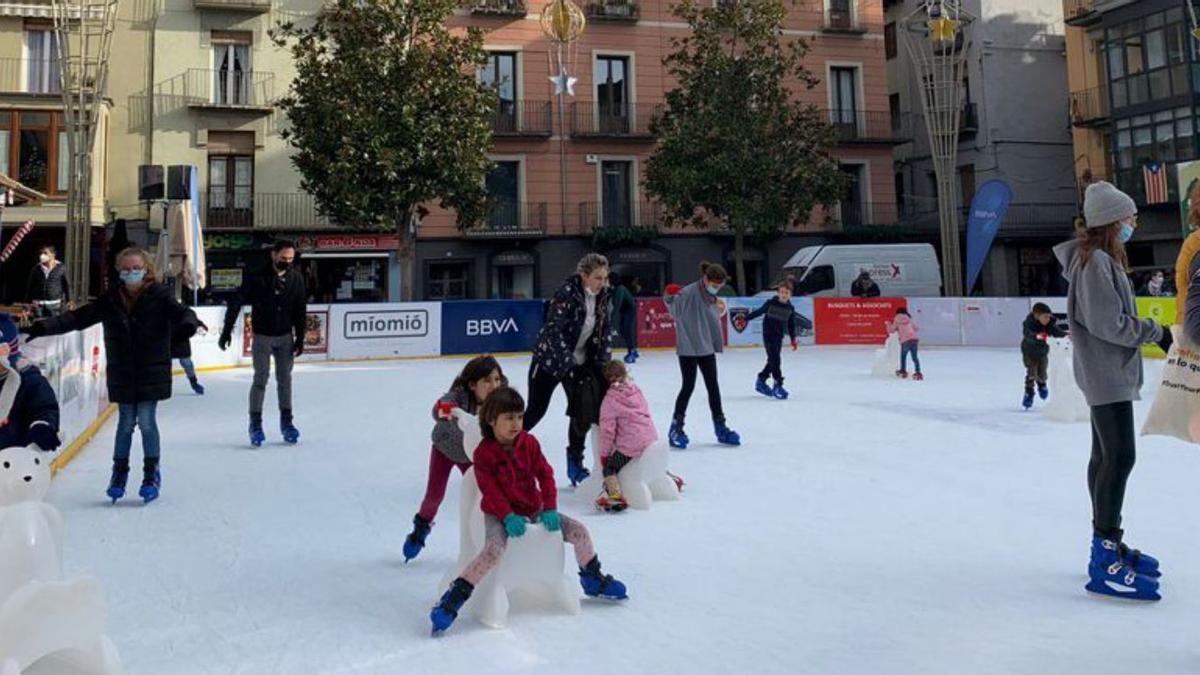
[663,262,739,449]
[24,248,199,505]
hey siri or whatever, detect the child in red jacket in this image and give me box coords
[430,387,628,634]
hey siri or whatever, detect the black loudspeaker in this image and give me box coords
[167,165,192,200]
[138,165,164,201]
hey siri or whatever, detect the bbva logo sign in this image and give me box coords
[466,317,519,336]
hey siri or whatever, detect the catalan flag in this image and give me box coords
[1143,161,1169,205]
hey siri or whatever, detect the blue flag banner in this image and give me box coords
[965,179,1013,293]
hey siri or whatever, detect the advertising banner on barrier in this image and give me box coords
[636,299,677,349]
[440,300,545,355]
[22,325,106,452]
[813,298,906,345]
[327,303,442,359]
[726,297,815,347]
[241,306,331,359]
[905,297,963,346]
[960,298,1029,347]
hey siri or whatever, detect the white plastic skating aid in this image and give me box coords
[577,441,679,511]
[439,412,580,630]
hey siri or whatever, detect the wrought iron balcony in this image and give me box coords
[825,202,901,229]
[822,8,865,34]
[1069,87,1108,127]
[577,201,664,233]
[586,0,638,21]
[202,193,332,230]
[464,200,547,237]
[489,100,552,137]
[827,109,912,144]
[469,0,526,16]
[185,69,275,113]
[569,102,660,139]
[193,0,270,11]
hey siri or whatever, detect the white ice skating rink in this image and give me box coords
[45,347,1200,675]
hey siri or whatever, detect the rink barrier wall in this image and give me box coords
[40,296,1177,475]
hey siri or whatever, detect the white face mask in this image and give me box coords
[39,254,50,264]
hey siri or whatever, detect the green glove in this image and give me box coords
[539,510,561,532]
[503,513,527,538]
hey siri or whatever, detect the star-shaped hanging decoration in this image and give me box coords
[1192,26,1200,41]
[550,71,577,96]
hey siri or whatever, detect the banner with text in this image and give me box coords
[327,303,442,359]
[440,300,545,355]
[813,298,907,345]
[726,297,815,347]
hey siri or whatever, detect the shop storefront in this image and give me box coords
[295,234,401,303]
[488,250,537,299]
[605,246,670,297]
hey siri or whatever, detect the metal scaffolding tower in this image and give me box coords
[53,0,118,301]
[901,0,974,297]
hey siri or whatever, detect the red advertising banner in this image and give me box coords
[635,297,728,349]
[297,234,401,251]
[814,298,907,345]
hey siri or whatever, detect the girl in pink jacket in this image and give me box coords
[886,307,922,380]
[596,360,675,511]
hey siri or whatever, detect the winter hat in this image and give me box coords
[1084,181,1137,228]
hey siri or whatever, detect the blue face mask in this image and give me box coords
[120,269,146,286]
[706,284,721,296]
[1119,223,1135,243]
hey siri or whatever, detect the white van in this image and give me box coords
[778,244,943,297]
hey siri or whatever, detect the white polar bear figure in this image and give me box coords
[440,411,580,629]
[577,426,679,511]
[872,333,902,378]
[1043,337,1090,423]
[0,446,123,675]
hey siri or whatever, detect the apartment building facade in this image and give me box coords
[0,4,109,302]
[1065,0,1198,277]
[885,0,1076,296]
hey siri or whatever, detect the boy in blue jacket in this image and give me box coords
[0,314,59,451]
[747,281,799,400]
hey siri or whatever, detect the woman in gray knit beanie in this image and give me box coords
[1052,181,1172,601]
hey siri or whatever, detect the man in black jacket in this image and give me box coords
[27,246,70,317]
[219,240,307,446]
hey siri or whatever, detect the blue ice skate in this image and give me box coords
[1086,536,1160,601]
[623,350,638,364]
[404,514,433,562]
[106,460,129,504]
[281,410,300,444]
[139,460,161,504]
[430,578,474,635]
[755,376,773,397]
[567,454,590,486]
[1038,383,1049,400]
[1119,541,1161,578]
[249,414,265,447]
[714,422,741,446]
[1022,390,1034,410]
[772,382,789,400]
[668,420,689,449]
[579,557,628,600]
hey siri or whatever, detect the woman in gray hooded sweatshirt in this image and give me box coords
[1052,181,1172,602]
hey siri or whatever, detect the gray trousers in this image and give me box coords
[249,333,294,415]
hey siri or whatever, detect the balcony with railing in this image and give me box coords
[827,109,912,144]
[202,193,333,230]
[586,0,638,21]
[578,200,664,234]
[822,6,866,34]
[489,100,553,138]
[185,69,275,113]
[193,0,270,11]
[0,58,60,95]
[1064,0,1100,27]
[463,200,547,237]
[1069,87,1108,127]
[569,102,660,139]
[469,0,526,16]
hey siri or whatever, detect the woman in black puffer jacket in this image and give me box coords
[25,247,198,505]
[525,253,613,486]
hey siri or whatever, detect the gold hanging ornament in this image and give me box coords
[541,0,586,96]
[927,16,959,44]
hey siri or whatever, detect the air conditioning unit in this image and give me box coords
[585,154,599,164]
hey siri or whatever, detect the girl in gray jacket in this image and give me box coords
[1052,181,1171,602]
[664,262,740,449]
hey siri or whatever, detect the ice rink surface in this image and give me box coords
[46,347,1200,675]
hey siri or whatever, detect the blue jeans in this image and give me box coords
[179,358,197,381]
[900,340,921,374]
[114,401,160,461]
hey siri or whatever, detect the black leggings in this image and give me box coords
[525,362,589,461]
[758,340,783,383]
[1088,401,1136,538]
[619,314,637,352]
[673,355,724,425]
